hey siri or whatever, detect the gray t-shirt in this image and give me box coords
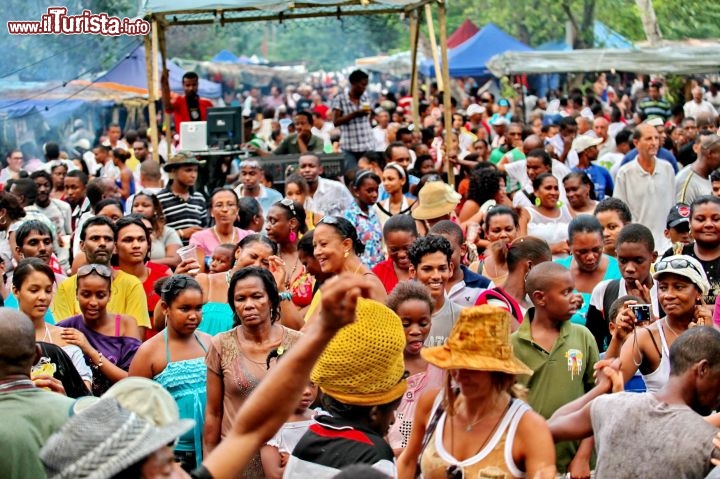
[676,165,712,205]
[591,392,718,479]
[150,225,182,261]
[424,296,462,347]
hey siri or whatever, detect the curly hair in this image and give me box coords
[467,168,505,206]
[408,235,452,268]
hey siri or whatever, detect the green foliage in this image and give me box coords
[446,0,720,48]
[166,15,408,71]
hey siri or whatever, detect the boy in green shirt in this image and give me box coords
[511,262,599,476]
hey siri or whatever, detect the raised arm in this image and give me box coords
[201,274,374,479]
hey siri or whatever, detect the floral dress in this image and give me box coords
[344,201,384,269]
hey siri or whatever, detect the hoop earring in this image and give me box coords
[534,197,541,207]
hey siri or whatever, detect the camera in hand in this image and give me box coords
[630,304,651,323]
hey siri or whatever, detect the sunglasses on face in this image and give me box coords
[77,264,112,279]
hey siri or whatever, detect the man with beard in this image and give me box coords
[548,327,720,479]
[297,154,352,217]
[50,216,150,331]
[163,71,213,128]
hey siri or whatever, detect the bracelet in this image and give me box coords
[280,291,293,302]
[94,351,104,368]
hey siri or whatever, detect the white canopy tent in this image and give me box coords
[487,46,720,76]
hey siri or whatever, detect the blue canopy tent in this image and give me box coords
[96,44,221,99]
[212,49,240,63]
[420,23,532,77]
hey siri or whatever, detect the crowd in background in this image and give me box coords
[3,69,720,479]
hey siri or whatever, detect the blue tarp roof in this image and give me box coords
[212,50,239,63]
[97,45,222,99]
[421,23,532,77]
[0,98,108,122]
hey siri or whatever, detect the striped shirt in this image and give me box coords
[156,187,208,243]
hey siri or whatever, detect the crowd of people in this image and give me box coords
[3,69,720,479]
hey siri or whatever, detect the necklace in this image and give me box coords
[462,397,510,432]
[212,226,236,245]
[284,256,300,290]
[663,318,682,338]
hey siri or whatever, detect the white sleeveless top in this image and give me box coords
[524,206,572,259]
[427,398,530,478]
[641,321,671,392]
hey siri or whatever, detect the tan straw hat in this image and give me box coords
[422,305,533,375]
[411,181,461,220]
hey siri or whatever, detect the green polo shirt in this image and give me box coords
[273,133,324,155]
[511,308,599,473]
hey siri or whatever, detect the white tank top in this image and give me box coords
[641,322,671,392]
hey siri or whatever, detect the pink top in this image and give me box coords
[387,364,445,450]
[189,227,251,259]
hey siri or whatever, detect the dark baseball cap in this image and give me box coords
[666,203,690,229]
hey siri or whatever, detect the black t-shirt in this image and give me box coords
[662,243,720,305]
[186,96,201,121]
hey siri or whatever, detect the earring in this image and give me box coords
[534,197,541,207]
[343,250,350,258]
[557,200,564,208]
[288,230,297,243]
[164,313,168,327]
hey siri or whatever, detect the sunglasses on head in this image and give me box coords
[279,198,297,218]
[655,258,703,276]
[77,264,112,279]
[318,215,340,226]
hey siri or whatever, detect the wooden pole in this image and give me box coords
[409,9,421,130]
[144,21,159,163]
[157,19,171,162]
[425,4,443,92]
[437,1,454,187]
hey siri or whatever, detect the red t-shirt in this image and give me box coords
[170,95,213,128]
[372,258,399,294]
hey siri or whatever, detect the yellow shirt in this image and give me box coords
[50,270,151,328]
[126,155,139,172]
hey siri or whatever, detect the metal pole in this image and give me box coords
[425,4,443,91]
[437,1,454,187]
[409,9,421,130]
[145,21,159,163]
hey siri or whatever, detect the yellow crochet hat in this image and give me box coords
[311,297,407,406]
